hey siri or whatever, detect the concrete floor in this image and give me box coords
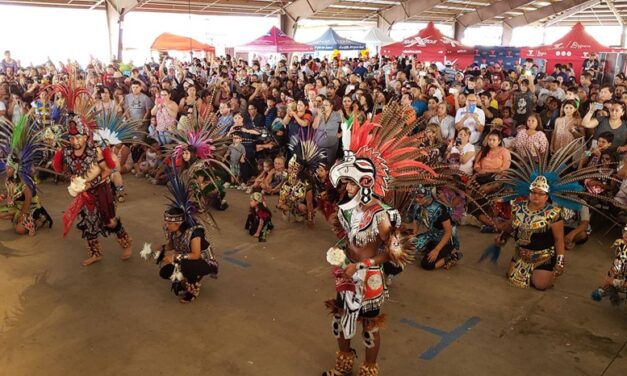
[1,175,626,376]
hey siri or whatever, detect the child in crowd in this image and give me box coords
[224,133,246,188]
[579,132,613,170]
[261,155,287,195]
[135,137,166,184]
[245,192,273,242]
[248,159,273,194]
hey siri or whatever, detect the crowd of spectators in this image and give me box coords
[1,48,626,240]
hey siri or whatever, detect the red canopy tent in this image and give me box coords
[238,26,314,53]
[381,22,474,66]
[521,22,618,75]
[151,33,215,54]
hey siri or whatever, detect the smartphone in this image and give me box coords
[593,102,604,110]
[468,103,476,113]
[455,138,462,146]
[419,71,427,77]
[449,88,458,95]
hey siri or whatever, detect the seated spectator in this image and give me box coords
[447,127,475,175]
[454,93,485,144]
[262,156,287,195]
[429,102,455,141]
[474,131,511,183]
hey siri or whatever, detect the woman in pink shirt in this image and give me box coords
[512,113,548,161]
[474,131,512,176]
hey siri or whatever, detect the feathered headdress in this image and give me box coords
[165,160,221,230]
[330,102,436,209]
[47,67,96,136]
[165,163,198,227]
[167,106,230,161]
[495,139,625,211]
[0,115,46,193]
[288,129,327,181]
[93,111,145,146]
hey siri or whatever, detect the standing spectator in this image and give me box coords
[124,80,153,127]
[224,133,246,187]
[1,50,18,73]
[150,88,178,145]
[454,93,485,144]
[314,98,342,165]
[512,113,548,161]
[583,101,627,153]
[284,99,312,141]
[512,78,535,126]
[551,100,583,153]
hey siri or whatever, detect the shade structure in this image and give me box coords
[151,33,215,53]
[238,26,314,53]
[521,22,615,60]
[521,22,622,77]
[381,22,473,66]
[363,28,394,46]
[308,28,366,51]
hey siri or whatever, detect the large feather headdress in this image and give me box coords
[495,139,626,211]
[330,102,436,207]
[0,115,46,192]
[93,111,145,147]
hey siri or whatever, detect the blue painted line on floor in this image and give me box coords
[400,316,481,360]
[224,256,251,268]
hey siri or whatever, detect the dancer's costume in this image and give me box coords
[50,78,132,261]
[245,192,273,242]
[323,103,436,376]
[483,140,626,288]
[0,115,52,234]
[93,111,145,199]
[167,107,233,213]
[411,186,461,270]
[278,131,326,224]
[142,166,219,303]
[592,227,627,305]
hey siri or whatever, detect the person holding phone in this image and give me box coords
[583,101,627,153]
[150,89,178,145]
[454,94,485,144]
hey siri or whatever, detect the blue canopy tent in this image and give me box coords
[309,28,366,51]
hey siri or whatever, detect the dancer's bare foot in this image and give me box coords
[120,247,132,260]
[82,255,102,266]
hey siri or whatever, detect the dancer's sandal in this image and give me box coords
[322,350,356,376]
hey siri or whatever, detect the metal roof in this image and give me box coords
[0,0,624,27]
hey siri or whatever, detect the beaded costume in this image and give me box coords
[508,201,562,287]
[480,139,626,288]
[50,76,133,264]
[142,165,219,303]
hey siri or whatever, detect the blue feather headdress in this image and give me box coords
[164,159,220,230]
[93,111,145,147]
[495,139,626,212]
[165,162,198,227]
[0,115,46,193]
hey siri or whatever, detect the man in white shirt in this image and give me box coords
[454,93,485,144]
